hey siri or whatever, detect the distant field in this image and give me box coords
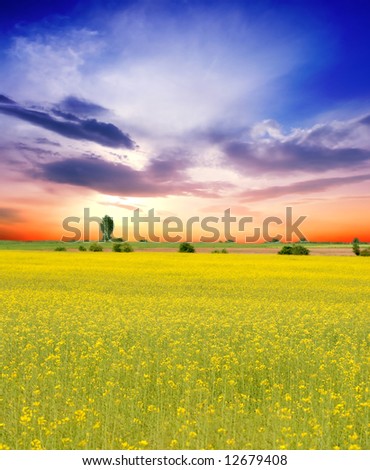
[0,240,366,251]
[1,252,369,450]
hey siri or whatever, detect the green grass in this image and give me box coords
[0,240,366,251]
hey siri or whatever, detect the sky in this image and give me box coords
[1,0,370,242]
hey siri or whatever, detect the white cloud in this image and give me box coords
[2,5,312,140]
[5,29,103,102]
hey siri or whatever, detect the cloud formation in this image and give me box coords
[57,96,108,117]
[241,174,370,202]
[0,94,135,149]
[223,117,370,174]
[36,156,227,198]
[225,141,370,174]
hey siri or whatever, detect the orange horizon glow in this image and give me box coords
[2,212,369,243]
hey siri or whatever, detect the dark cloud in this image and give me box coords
[36,156,226,198]
[241,174,370,202]
[51,109,81,122]
[0,94,135,149]
[58,96,108,117]
[146,157,186,182]
[0,94,16,104]
[15,142,60,159]
[224,140,370,174]
[359,115,370,126]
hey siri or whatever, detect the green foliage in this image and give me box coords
[360,248,370,257]
[54,246,66,251]
[100,215,114,242]
[278,245,293,255]
[352,238,360,256]
[179,242,195,253]
[278,245,310,255]
[111,237,124,242]
[121,242,134,252]
[113,242,134,252]
[211,249,220,254]
[78,245,87,251]
[221,248,228,254]
[89,243,103,252]
[292,245,310,255]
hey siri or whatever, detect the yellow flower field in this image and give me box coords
[0,252,369,450]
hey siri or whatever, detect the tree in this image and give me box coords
[100,215,114,242]
[352,238,360,256]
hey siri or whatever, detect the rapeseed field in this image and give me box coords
[0,252,369,450]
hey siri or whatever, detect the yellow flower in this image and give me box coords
[74,410,86,422]
[31,439,43,450]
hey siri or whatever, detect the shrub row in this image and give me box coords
[112,242,134,253]
[278,245,310,255]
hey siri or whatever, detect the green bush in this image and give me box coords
[54,246,66,251]
[179,242,195,253]
[278,245,293,255]
[89,242,103,252]
[111,237,124,242]
[278,245,310,255]
[211,249,220,254]
[360,248,370,257]
[291,245,310,255]
[112,242,134,252]
[121,242,134,252]
[78,245,87,251]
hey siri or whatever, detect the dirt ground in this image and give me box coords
[135,247,355,256]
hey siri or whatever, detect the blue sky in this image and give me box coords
[0,0,370,240]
